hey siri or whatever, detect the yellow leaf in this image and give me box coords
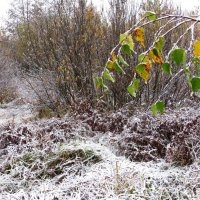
[133,28,145,47]
[106,60,115,70]
[193,40,200,57]
[149,48,163,64]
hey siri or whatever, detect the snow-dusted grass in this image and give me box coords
[0,139,200,200]
[0,101,200,200]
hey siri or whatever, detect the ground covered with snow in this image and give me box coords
[0,100,200,200]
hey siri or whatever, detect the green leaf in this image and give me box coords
[162,62,172,75]
[127,78,140,97]
[151,104,157,116]
[156,101,165,114]
[151,100,165,116]
[145,11,157,21]
[113,60,125,74]
[155,36,165,51]
[102,69,115,83]
[170,48,186,66]
[96,77,108,91]
[118,54,129,67]
[122,44,132,57]
[191,77,200,92]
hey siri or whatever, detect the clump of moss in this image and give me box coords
[46,149,102,170]
[37,148,102,178]
[1,148,102,179]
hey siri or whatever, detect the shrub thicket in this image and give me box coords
[4,0,200,111]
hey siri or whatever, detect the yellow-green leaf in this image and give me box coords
[151,104,157,116]
[138,53,152,67]
[125,35,134,51]
[120,32,134,51]
[136,63,150,83]
[127,78,140,97]
[102,69,115,83]
[96,77,108,91]
[138,53,148,63]
[145,11,157,21]
[155,36,165,51]
[120,31,128,43]
[118,54,129,67]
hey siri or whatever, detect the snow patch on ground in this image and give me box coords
[0,100,35,126]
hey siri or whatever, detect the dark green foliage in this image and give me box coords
[170,48,186,66]
[191,77,200,92]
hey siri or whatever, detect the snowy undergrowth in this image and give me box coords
[0,139,200,200]
[0,101,200,199]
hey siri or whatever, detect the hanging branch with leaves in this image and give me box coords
[97,12,200,115]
